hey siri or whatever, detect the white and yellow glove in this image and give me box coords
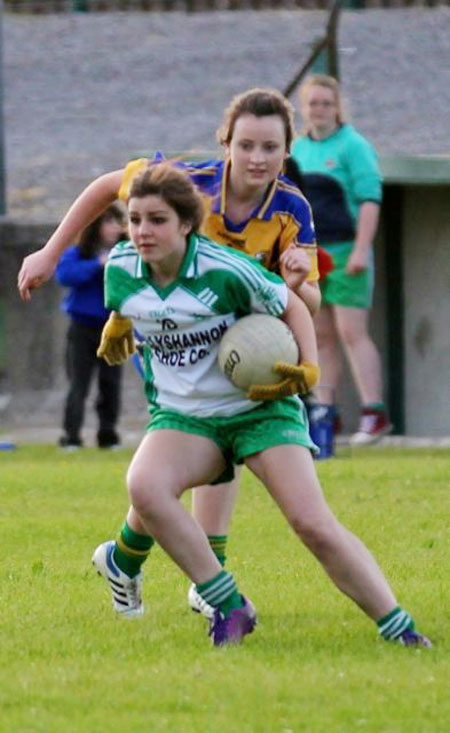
[97,312,136,366]
[247,361,320,401]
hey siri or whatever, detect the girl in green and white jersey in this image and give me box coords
[93,162,430,648]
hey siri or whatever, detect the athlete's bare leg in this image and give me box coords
[246,444,397,620]
[191,469,242,536]
[313,304,343,402]
[126,429,227,584]
[334,305,383,405]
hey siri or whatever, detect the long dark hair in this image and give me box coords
[78,204,125,258]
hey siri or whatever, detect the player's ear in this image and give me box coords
[180,220,192,237]
[280,150,289,174]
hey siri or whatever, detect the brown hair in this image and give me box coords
[216,87,296,151]
[128,163,204,234]
[78,204,125,258]
[299,74,346,130]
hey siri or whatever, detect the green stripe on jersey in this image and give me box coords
[105,263,149,312]
[195,238,287,316]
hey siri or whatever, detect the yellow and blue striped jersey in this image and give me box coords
[119,157,319,281]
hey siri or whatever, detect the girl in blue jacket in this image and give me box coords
[55,204,125,449]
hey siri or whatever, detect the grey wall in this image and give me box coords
[0,219,67,424]
[0,219,63,390]
[402,187,450,436]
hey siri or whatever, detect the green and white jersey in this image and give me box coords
[105,234,289,418]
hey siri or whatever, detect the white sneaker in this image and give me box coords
[350,411,393,447]
[188,583,215,620]
[92,540,144,617]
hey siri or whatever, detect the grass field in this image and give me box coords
[1,445,449,732]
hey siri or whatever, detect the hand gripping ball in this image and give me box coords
[218,314,299,390]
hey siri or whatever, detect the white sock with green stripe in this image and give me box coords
[377,606,414,640]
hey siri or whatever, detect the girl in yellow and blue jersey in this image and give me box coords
[119,90,320,314]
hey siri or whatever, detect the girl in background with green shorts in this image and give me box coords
[92,164,428,648]
[291,74,392,445]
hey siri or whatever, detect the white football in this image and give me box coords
[218,314,299,390]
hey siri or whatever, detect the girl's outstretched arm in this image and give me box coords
[17,170,123,301]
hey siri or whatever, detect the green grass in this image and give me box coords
[1,445,449,732]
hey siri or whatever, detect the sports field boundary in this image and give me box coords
[2,423,450,449]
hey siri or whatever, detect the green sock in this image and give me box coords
[364,402,386,413]
[196,570,243,618]
[113,522,154,578]
[208,535,227,567]
[377,606,414,640]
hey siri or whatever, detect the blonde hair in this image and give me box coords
[128,163,204,234]
[216,87,296,151]
[299,74,347,131]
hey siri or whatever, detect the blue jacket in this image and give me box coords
[55,245,110,327]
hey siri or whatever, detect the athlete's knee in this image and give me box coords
[290,513,342,558]
[127,468,150,516]
[127,465,169,518]
[335,314,351,343]
[316,316,337,344]
[336,310,371,348]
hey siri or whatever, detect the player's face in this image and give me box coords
[227,113,287,192]
[99,214,123,248]
[301,85,338,137]
[128,195,191,268]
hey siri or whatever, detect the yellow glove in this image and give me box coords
[97,312,136,366]
[247,361,320,401]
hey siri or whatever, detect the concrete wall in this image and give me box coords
[316,179,450,438]
[402,187,450,436]
[0,219,69,425]
[0,219,63,390]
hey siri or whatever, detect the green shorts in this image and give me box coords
[320,241,374,309]
[147,397,317,483]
